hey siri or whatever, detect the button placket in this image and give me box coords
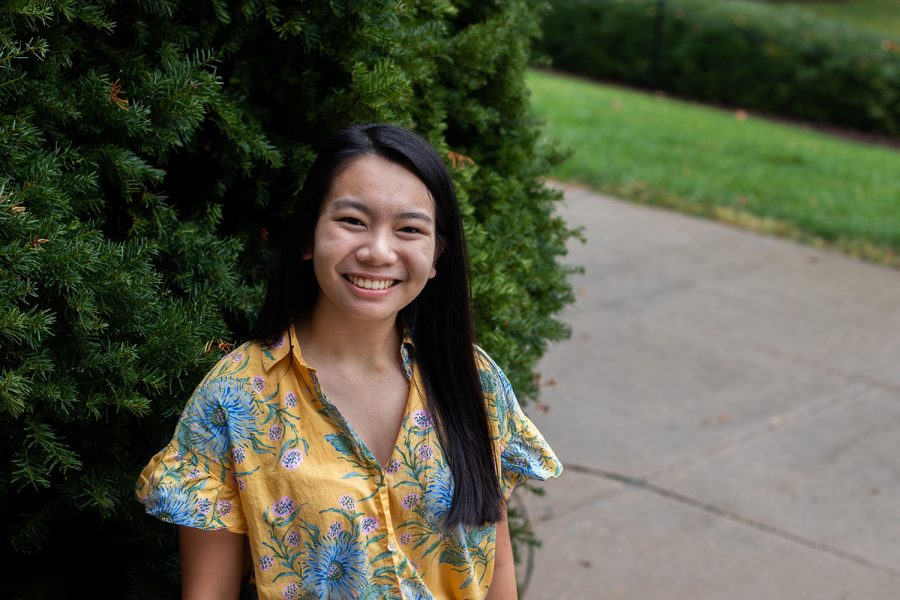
[376,481,405,590]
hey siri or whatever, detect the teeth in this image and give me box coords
[348,275,395,290]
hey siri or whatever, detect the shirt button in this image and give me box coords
[387,541,396,551]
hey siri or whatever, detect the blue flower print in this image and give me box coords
[144,486,200,527]
[179,377,256,460]
[424,464,454,530]
[502,437,555,480]
[495,369,516,413]
[400,578,434,600]
[478,367,496,394]
[302,530,369,599]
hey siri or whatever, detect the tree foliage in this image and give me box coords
[0,1,573,596]
[541,0,900,137]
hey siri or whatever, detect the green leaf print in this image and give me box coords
[439,547,468,567]
[326,433,355,456]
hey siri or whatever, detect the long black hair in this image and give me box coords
[249,124,502,527]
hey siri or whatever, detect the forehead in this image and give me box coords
[324,155,435,216]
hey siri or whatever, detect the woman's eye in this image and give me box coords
[399,226,422,234]
[341,217,364,226]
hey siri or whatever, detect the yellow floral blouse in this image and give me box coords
[135,325,561,599]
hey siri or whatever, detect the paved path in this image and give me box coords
[517,186,900,600]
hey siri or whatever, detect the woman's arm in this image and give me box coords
[486,507,519,600]
[178,526,246,600]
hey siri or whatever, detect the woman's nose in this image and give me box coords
[357,229,397,265]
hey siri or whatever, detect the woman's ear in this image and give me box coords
[301,246,312,260]
[429,241,444,279]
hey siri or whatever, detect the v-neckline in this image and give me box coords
[289,325,417,471]
[319,373,414,472]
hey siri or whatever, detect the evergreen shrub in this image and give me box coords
[540,0,900,137]
[0,1,574,596]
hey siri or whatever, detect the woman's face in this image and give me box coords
[305,155,439,327]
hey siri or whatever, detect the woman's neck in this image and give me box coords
[297,304,402,372]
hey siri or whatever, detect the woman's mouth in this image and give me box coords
[345,275,398,290]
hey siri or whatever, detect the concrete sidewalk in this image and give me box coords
[518,186,900,599]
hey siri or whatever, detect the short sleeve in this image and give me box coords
[475,347,563,501]
[135,356,255,534]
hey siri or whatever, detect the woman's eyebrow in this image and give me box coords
[397,211,433,225]
[331,198,370,214]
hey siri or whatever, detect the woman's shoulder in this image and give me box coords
[199,337,275,382]
[472,344,495,377]
[472,344,499,367]
[472,345,512,397]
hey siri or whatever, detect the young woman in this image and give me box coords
[136,124,561,600]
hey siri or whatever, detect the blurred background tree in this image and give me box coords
[0,1,574,597]
[540,0,900,137]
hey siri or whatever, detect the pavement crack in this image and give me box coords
[565,463,900,580]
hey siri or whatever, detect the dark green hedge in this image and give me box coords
[540,0,900,137]
[0,1,573,597]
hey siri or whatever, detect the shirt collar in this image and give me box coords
[400,332,415,380]
[260,327,295,374]
[261,324,416,378]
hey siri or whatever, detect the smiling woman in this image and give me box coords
[306,155,440,326]
[134,124,562,600]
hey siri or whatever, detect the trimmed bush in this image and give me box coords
[540,0,900,136]
[0,1,574,597]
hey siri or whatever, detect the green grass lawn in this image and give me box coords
[529,69,900,265]
[761,0,900,36]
